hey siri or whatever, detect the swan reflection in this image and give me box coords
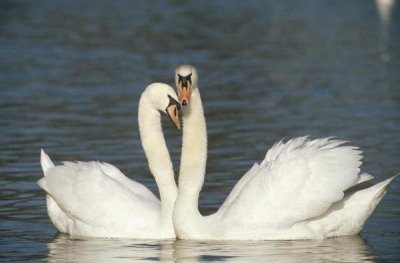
[47,234,375,263]
[47,234,175,262]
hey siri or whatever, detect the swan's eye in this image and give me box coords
[177,73,192,89]
[177,73,192,106]
[165,97,181,131]
[166,95,181,114]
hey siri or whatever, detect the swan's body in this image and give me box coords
[38,83,180,239]
[173,65,396,240]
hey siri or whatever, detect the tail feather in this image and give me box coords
[357,173,374,184]
[370,175,397,196]
[40,149,54,176]
[310,175,397,238]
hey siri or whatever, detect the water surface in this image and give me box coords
[1,0,399,262]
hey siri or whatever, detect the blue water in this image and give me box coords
[1,0,399,262]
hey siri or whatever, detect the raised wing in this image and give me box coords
[217,137,362,229]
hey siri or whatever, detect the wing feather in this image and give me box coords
[39,161,160,234]
[218,137,363,229]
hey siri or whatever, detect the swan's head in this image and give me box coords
[175,64,198,107]
[144,83,181,130]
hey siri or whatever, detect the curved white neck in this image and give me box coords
[174,88,210,237]
[138,96,177,227]
[179,88,207,197]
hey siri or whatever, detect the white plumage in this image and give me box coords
[173,64,396,240]
[38,158,160,238]
[38,83,179,239]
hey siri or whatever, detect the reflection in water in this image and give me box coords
[375,0,396,25]
[1,0,399,262]
[375,0,396,63]
[47,234,375,263]
[47,235,175,263]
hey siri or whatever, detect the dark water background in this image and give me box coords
[1,0,399,262]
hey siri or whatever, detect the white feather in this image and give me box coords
[173,64,397,240]
[38,83,179,239]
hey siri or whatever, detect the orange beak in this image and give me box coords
[177,82,191,106]
[166,104,181,130]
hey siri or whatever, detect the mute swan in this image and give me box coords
[38,83,181,239]
[173,64,397,240]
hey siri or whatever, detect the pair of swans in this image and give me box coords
[38,65,396,240]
